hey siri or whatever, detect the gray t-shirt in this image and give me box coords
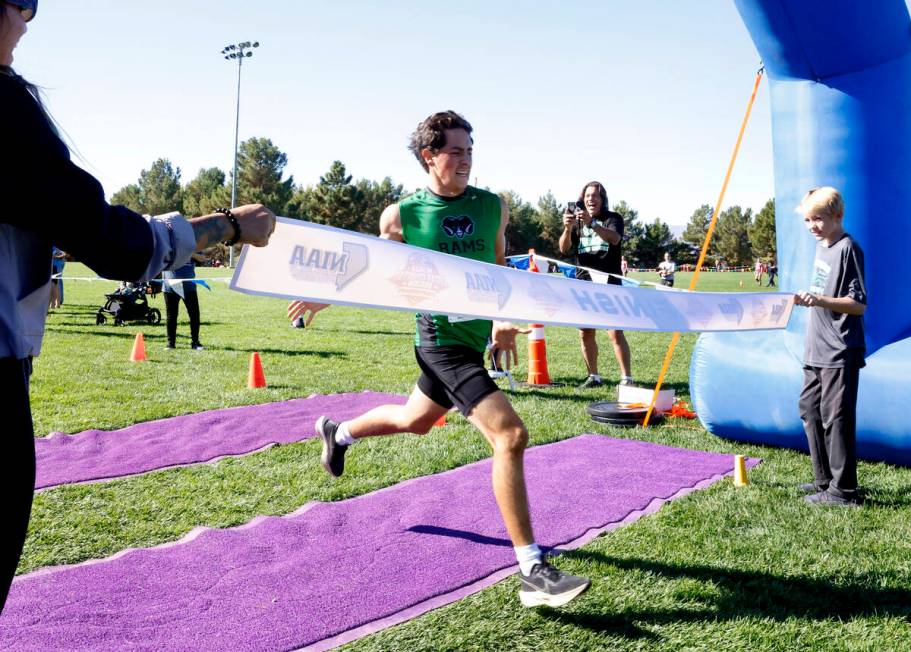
[803,233,866,368]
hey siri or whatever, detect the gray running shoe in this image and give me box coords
[804,489,861,507]
[797,482,827,494]
[316,416,347,478]
[518,557,591,608]
[579,376,603,389]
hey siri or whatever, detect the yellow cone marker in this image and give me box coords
[733,454,749,487]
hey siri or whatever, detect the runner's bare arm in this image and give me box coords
[495,197,509,266]
[491,196,529,367]
[379,203,404,242]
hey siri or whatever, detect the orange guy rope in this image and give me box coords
[643,66,765,427]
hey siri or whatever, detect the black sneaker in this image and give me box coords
[804,489,861,507]
[518,557,591,608]
[191,342,205,350]
[797,482,828,494]
[579,376,603,389]
[316,416,347,478]
[166,342,176,350]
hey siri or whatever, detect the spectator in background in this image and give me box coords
[558,181,633,388]
[163,251,208,350]
[793,187,866,506]
[48,246,65,309]
[657,251,676,287]
[620,255,629,277]
[767,259,778,287]
[754,258,763,284]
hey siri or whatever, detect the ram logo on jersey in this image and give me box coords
[441,215,474,239]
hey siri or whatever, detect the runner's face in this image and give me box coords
[583,186,602,216]
[426,128,472,194]
[0,4,28,66]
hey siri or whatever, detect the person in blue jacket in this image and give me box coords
[0,0,276,614]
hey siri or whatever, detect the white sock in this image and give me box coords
[514,543,542,575]
[589,373,601,382]
[334,422,357,446]
[621,375,634,383]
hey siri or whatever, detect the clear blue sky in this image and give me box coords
[16,1,818,227]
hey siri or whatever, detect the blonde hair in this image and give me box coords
[797,186,844,220]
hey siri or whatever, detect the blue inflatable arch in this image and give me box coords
[690,0,911,465]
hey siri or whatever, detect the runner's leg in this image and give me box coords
[347,385,449,438]
[465,391,533,546]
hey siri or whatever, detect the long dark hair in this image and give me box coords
[576,181,610,218]
[1,64,62,140]
[1,4,62,140]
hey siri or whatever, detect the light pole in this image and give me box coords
[221,40,259,267]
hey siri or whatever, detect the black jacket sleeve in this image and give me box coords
[1,74,154,280]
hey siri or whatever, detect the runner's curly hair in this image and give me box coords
[408,111,473,172]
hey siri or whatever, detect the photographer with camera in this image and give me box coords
[558,181,633,388]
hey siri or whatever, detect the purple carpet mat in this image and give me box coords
[35,392,406,490]
[3,435,759,651]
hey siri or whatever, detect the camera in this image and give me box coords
[566,201,579,214]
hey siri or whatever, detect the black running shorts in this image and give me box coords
[414,345,499,416]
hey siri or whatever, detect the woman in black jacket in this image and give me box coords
[0,1,276,613]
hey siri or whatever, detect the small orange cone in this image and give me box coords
[247,352,267,389]
[526,324,552,385]
[129,333,147,362]
[733,454,749,487]
[434,414,447,427]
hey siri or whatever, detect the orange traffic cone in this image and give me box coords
[526,324,552,385]
[247,352,267,388]
[434,413,447,427]
[129,333,147,362]
[528,248,539,273]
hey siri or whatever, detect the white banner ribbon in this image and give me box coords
[231,218,794,332]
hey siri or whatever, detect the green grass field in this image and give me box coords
[28,265,910,651]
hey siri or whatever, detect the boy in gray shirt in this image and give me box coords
[794,187,867,506]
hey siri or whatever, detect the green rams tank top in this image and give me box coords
[399,187,501,352]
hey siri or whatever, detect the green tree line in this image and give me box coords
[110,137,776,267]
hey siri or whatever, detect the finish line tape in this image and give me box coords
[231,218,793,333]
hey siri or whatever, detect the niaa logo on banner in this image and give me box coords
[464,268,512,309]
[288,242,369,291]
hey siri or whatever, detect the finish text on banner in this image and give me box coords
[230,218,793,333]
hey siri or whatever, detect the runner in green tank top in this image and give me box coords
[399,185,501,352]
[290,111,590,608]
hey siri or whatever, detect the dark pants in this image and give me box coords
[0,357,36,614]
[798,365,860,498]
[164,286,201,346]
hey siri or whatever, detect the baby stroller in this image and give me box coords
[96,282,162,326]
